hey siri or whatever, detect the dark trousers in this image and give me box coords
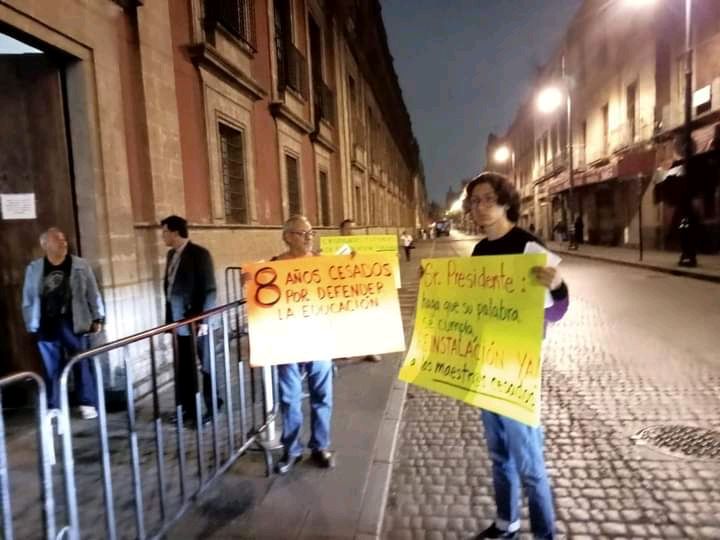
[175,334,221,418]
[403,246,411,261]
[36,320,98,410]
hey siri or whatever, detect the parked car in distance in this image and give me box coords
[435,219,451,237]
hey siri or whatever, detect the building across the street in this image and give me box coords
[0,0,427,390]
[483,0,720,253]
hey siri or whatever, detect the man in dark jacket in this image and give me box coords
[161,215,219,425]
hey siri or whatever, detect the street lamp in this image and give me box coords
[492,144,516,185]
[537,55,578,250]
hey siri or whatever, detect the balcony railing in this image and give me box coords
[205,0,256,50]
[314,79,335,125]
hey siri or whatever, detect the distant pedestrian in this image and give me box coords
[574,215,584,245]
[272,215,336,474]
[22,227,104,419]
[529,223,536,234]
[339,218,355,237]
[463,172,569,540]
[400,230,413,261]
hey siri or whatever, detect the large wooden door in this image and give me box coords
[0,39,78,376]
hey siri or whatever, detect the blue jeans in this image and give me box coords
[481,411,555,539]
[277,361,333,457]
[36,320,98,410]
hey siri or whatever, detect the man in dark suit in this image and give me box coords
[161,215,220,425]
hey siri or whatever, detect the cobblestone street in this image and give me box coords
[383,237,720,540]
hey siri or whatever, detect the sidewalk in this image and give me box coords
[546,241,720,283]
[166,250,425,540]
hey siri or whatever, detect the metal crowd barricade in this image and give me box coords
[51,299,276,540]
[0,372,56,540]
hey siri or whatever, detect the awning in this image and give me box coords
[654,164,684,186]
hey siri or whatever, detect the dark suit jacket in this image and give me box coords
[164,242,217,337]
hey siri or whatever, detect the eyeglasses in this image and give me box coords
[468,196,499,208]
[288,230,315,239]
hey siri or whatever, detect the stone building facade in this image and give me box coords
[0,0,426,389]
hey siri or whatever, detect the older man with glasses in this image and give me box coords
[271,215,335,474]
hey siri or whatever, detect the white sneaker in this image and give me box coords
[78,405,98,420]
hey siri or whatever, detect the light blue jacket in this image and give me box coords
[22,256,105,335]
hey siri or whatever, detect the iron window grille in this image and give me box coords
[205,0,256,50]
[286,154,302,215]
[219,123,248,223]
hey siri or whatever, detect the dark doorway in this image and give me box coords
[0,31,79,376]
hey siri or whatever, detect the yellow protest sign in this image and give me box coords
[244,253,405,366]
[320,234,398,254]
[398,254,547,427]
[320,234,401,288]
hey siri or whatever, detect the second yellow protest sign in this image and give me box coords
[398,254,547,426]
[320,234,398,255]
[245,253,405,366]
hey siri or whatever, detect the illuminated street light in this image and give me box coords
[536,86,563,114]
[493,145,511,164]
[448,195,464,214]
[537,64,577,250]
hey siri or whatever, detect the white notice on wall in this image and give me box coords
[1,193,37,220]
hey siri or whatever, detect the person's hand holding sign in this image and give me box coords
[530,265,563,291]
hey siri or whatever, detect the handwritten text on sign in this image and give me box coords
[398,254,546,426]
[245,254,405,366]
[320,234,401,288]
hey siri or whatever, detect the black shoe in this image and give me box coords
[473,523,518,539]
[311,449,336,469]
[275,453,302,475]
[200,399,224,426]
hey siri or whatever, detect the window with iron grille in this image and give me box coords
[274,0,307,97]
[205,0,256,49]
[319,170,331,226]
[286,154,301,215]
[219,123,248,223]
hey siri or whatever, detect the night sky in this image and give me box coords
[381,0,582,204]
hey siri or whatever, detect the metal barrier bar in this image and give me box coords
[149,338,167,523]
[221,311,235,454]
[0,390,13,540]
[35,382,56,540]
[124,355,146,539]
[207,320,220,471]
[0,373,57,540]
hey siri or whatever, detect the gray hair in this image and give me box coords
[39,227,62,249]
[282,214,311,233]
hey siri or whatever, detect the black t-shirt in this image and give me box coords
[471,226,542,256]
[472,227,568,301]
[40,255,72,333]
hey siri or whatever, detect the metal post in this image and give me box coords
[679,0,697,267]
[638,176,644,262]
[262,365,276,443]
[563,53,578,251]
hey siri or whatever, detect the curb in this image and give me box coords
[552,248,720,284]
[353,378,407,540]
